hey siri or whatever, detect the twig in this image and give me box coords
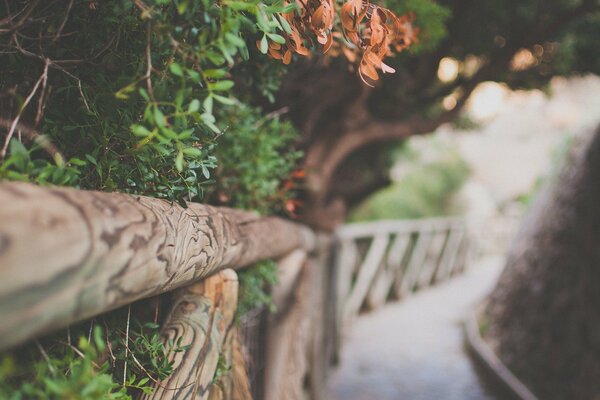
[123,304,131,386]
[88,319,95,343]
[251,106,290,129]
[103,320,117,367]
[121,340,196,391]
[54,0,74,41]
[145,20,156,102]
[0,117,65,164]
[36,340,57,376]
[34,64,49,126]
[56,340,103,370]
[0,58,49,159]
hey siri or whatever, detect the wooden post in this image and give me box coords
[141,269,247,400]
[0,182,314,350]
[264,258,316,400]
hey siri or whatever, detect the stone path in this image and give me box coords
[326,256,505,400]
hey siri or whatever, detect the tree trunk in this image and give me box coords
[282,63,487,232]
[484,124,600,400]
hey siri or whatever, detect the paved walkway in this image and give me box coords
[326,256,505,400]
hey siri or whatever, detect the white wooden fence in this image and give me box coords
[333,217,476,328]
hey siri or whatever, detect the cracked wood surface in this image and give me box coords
[0,182,314,350]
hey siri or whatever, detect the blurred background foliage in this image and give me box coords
[349,141,470,221]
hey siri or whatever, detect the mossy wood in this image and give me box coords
[0,182,314,351]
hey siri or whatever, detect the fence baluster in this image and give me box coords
[343,234,389,322]
[366,233,410,309]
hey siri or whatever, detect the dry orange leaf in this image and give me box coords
[264,0,418,85]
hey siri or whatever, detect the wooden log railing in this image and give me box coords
[0,182,315,351]
[333,217,474,328]
[0,181,484,400]
[0,181,324,400]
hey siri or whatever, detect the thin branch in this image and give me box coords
[0,58,49,159]
[54,0,74,41]
[36,340,57,376]
[123,304,131,386]
[121,340,196,391]
[57,340,102,369]
[145,20,156,102]
[251,106,290,129]
[0,117,65,164]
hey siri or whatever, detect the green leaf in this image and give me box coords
[139,88,150,101]
[206,51,226,65]
[208,80,234,91]
[177,0,189,14]
[169,63,184,77]
[256,9,271,32]
[213,94,236,105]
[187,69,201,83]
[203,96,213,114]
[8,139,27,156]
[68,157,87,166]
[175,151,184,172]
[278,15,292,34]
[182,147,202,157]
[154,107,166,128]
[259,35,268,54]
[201,165,210,179]
[225,32,246,48]
[203,119,220,134]
[188,99,201,113]
[267,33,286,44]
[204,69,226,79]
[131,124,152,137]
[226,1,256,11]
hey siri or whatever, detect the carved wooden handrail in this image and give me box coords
[0,182,315,351]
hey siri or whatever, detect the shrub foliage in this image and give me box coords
[0,0,421,397]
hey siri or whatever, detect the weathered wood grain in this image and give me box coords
[271,250,307,312]
[142,269,238,400]
[264,260,314,400]
[230,333,253,400]
[0,182,314,350]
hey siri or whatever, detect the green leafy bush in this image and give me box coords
[0,300,189,399]
[237,260,280,318]
[206,104,301,214]
[0,0,297,203]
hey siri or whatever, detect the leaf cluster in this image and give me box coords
[237,260,280,318]
[0,302,190,399]
[0,0,303,204]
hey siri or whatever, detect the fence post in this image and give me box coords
[141,269,250,400]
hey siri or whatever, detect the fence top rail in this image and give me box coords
[335,216,467,239]
[0,182,315,351]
